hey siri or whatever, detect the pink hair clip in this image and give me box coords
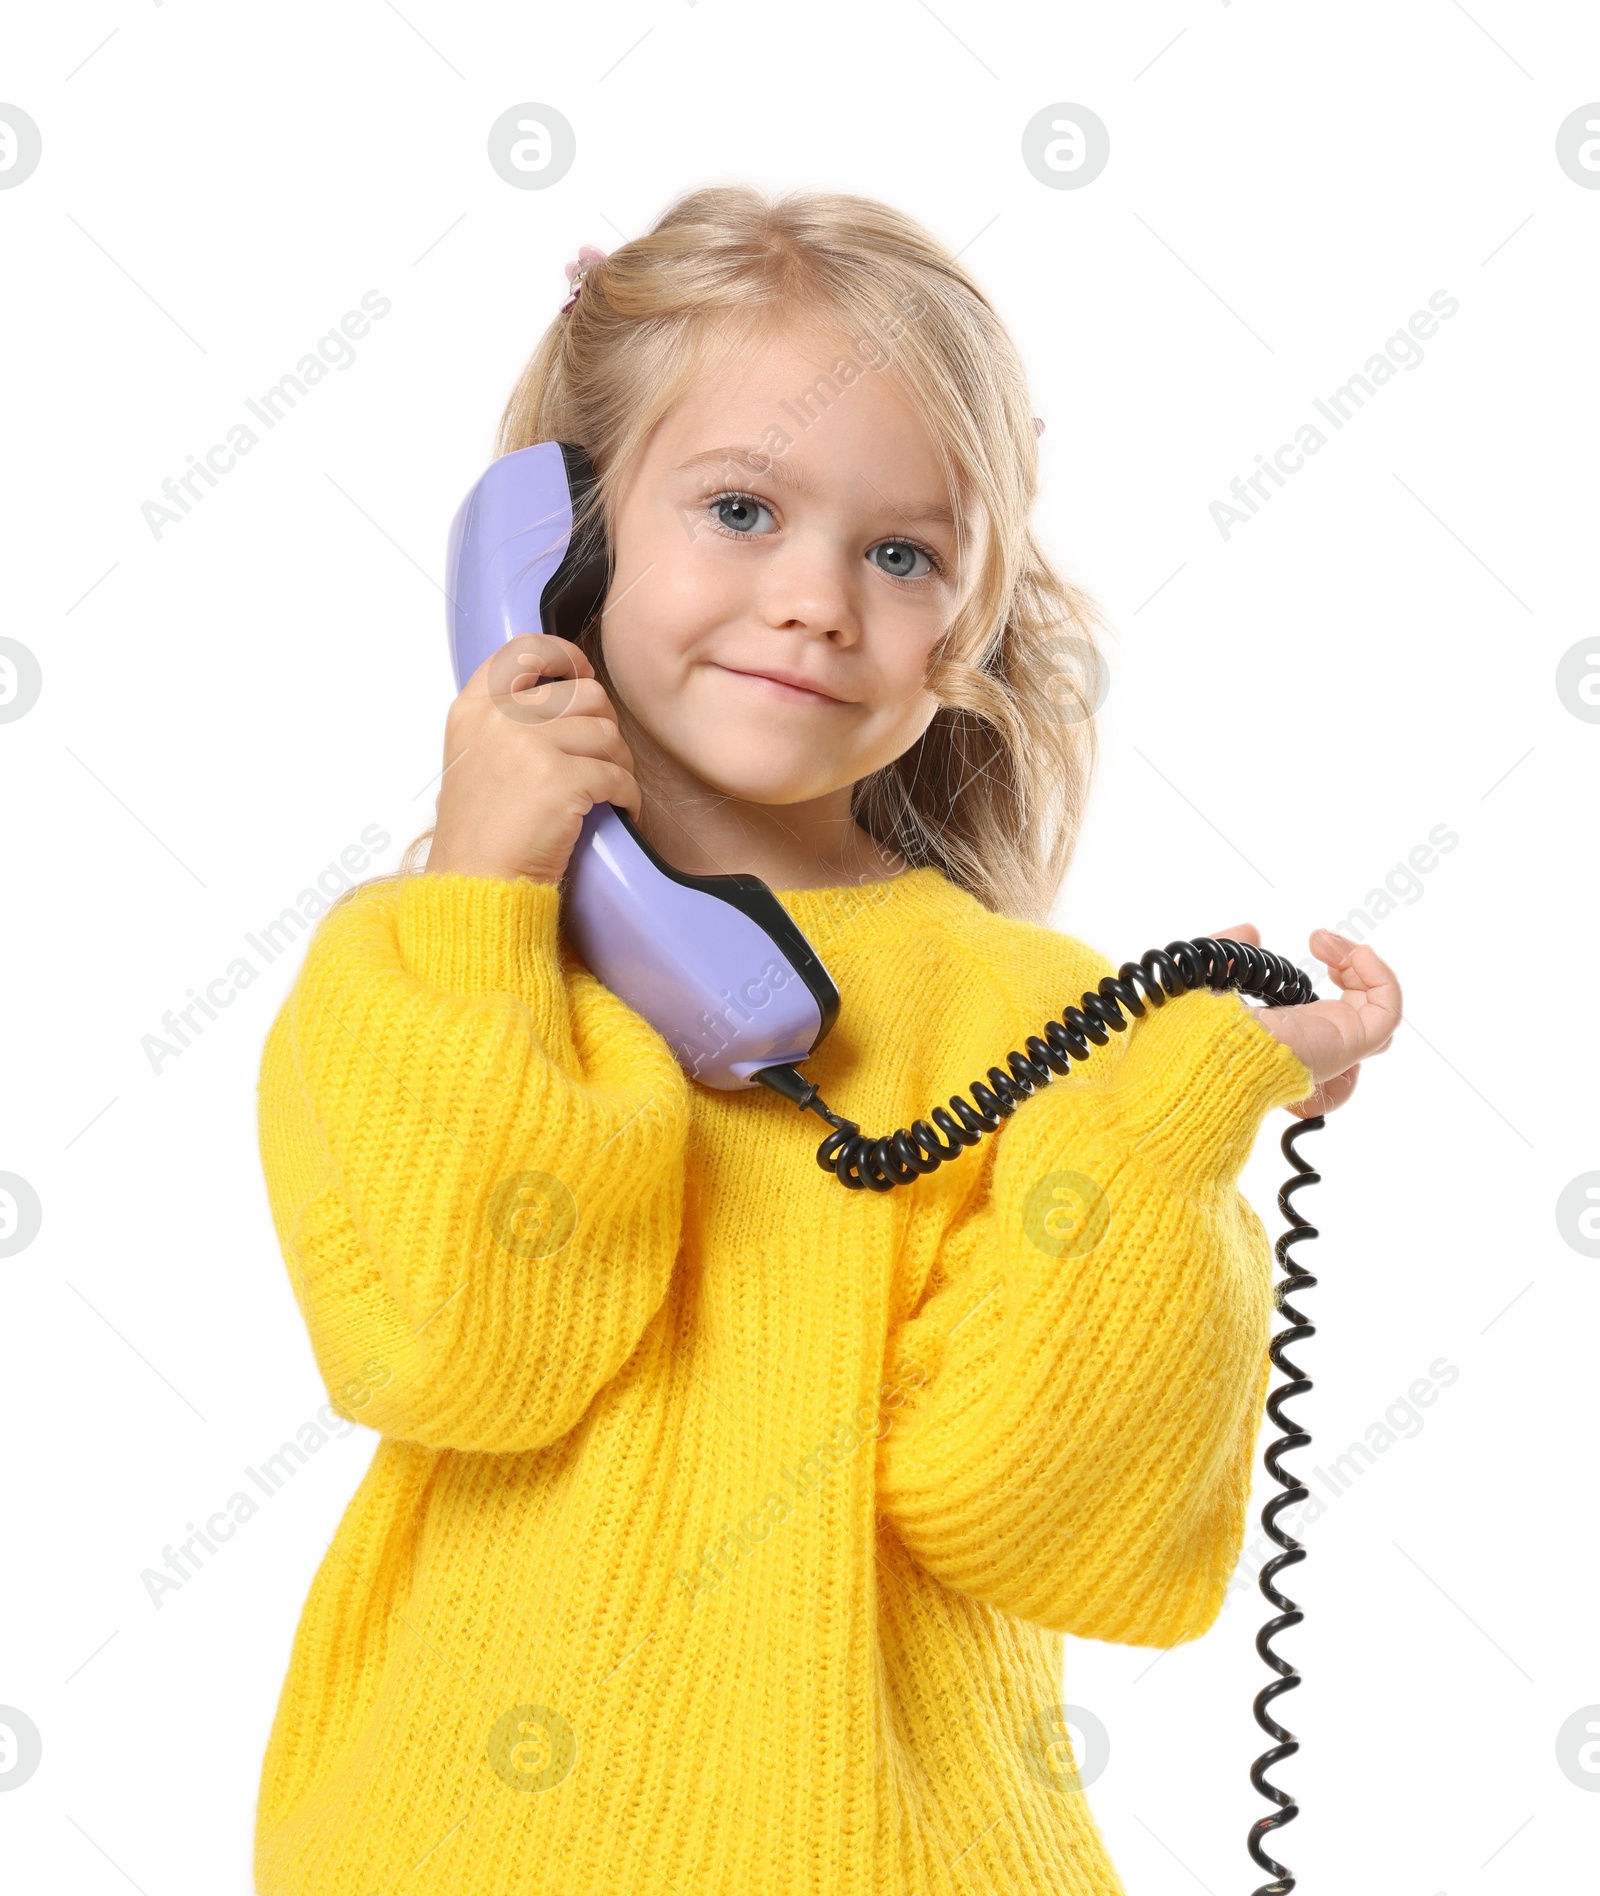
[560,244,608,313]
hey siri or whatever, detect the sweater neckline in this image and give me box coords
[770,865,976,950]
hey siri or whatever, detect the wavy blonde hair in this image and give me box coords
[403,185,1107,922]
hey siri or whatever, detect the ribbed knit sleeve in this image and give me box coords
[876,984,1314,1647]
[256,873,690,1453]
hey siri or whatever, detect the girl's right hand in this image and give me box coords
[426,634,641,884]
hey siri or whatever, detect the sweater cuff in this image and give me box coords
[1091,986,1315,1188]
[397,873,563,999]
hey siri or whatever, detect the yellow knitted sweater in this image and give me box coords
[253,865,1313,1896]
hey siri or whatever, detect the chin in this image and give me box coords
[680,748,846,808]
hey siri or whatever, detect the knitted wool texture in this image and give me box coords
[253,866,1314,1896]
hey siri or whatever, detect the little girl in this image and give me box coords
[253,186,1400,1896]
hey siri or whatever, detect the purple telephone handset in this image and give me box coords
[445,441,840,1091]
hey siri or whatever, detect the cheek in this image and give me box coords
[885,687,941,752]
[602,516,713,680]
[869,624,944,726]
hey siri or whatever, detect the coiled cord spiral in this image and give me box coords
[754,935,1315,1192]
[1247,1112,1325,1896]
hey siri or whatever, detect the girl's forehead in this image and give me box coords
[666,323,877,418]
[647,327,956,492]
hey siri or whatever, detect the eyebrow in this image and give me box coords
[675,445,804,488]
[673,446,957,529]
[888,500,956,529]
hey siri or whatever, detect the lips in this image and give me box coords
[716,665,850,705]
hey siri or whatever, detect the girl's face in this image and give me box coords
[600,325,975,812]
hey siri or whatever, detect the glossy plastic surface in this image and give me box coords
[561,803,837,1089]
[446,441,581,690]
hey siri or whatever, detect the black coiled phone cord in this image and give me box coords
[1248,1110,1324,1896]
[756,934,1315,1190]
[757,935,1326,1892]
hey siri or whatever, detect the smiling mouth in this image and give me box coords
[714,665,852,706]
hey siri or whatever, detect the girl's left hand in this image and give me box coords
[1207,924,1402,1118]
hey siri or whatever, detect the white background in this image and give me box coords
[2,3,1596,1892]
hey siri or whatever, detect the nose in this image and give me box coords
[756,530,862,646]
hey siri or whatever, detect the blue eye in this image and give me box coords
[711,493,776,535]
[869,539,937,580]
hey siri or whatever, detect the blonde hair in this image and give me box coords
[404,185,1107,922]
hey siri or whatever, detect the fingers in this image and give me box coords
[466,633,595,699]
[542,712,636,775]
[568,756,643,821]
[1207,923,1261,948]
[1309,928,1403,1028]
[499,674,617,725]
